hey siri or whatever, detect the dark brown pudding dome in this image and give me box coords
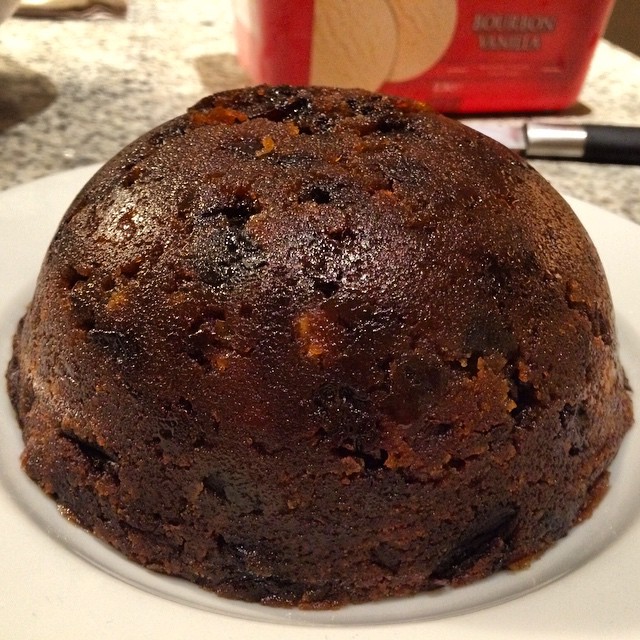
[7,86,633,608]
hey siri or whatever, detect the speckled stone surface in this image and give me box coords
[0,0,638,224]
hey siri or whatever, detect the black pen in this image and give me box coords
[462,121,640,165]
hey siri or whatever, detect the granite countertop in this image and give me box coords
[0,0,639,223]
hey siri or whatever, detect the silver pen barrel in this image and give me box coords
[525,123,588,158]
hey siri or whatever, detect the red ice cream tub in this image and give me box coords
[233,0,616,114]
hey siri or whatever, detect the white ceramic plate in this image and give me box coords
[1,166,639,639]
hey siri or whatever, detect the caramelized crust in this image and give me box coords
[7,86,633,608]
